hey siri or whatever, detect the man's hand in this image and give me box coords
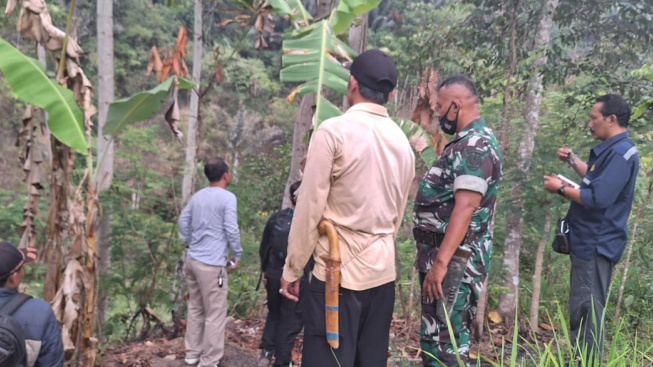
[423,259,448,302]
[279,276,301,302]
[228,260,239,271]
[543,174,564,194]
[557,147,574,163]
[261,272,267,286]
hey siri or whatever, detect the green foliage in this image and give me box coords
[0,38,87,153]
[231,144,292,230]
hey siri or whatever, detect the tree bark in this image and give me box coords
[497,0,559,323]
[498,0,521,154]
[96,0,114,341]
[181,0,203,204]
[173,0,202,332]
[43,140,74,302]
[281,0,333,209]
[529,211,551,333]
[614,178,652,322]
[342,14,368,111]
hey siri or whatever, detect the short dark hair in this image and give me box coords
[289,180,301,206]
[358,83,389,105]
[438,74,479,101]
[596,94,631,127]
[204,157,229,182]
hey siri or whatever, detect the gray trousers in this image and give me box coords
[185,257,229,367]
[569,252,614,365]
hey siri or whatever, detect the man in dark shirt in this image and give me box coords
[257,181,311,367]
[543,94,639,365]
[0,241,64,366]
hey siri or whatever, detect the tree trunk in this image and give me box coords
[281,0,333,209]
[497,0,559,323]
[498,0,521,154]
[181,0,203,204]
[529,211,551,333]
[342,14,368,111]
[96,0,114,341]
[614,178,652,322]
[173,0,202,332]
[43,140,74,302]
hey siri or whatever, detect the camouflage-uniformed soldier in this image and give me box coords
[413,75,503,366]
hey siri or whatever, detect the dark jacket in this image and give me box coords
[0,288,64,367]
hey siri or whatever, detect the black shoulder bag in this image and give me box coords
[552,217,570,254]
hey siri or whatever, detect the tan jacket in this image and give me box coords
[282,103,415,291]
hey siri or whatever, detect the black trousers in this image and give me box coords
[301,278,395,367]
[260,277,305,367]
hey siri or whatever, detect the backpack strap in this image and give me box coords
[0,293,32,316]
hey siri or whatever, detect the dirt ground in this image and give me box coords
[99,318,264,367]
[98,314,535,366]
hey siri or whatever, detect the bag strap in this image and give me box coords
[0,293,32,316]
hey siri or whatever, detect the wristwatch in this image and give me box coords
[567,152,577,167]
[557,186,566,196]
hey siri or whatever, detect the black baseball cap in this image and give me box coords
[349,49,398,93]
[0,242,38,278]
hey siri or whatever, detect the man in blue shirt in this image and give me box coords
[543,94,639,365]
[178,158,243,367]
[0,242,64,367]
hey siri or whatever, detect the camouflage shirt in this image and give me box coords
[413,118,503,273]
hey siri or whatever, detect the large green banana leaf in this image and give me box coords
[0,38,87,154]
[280,20,356,126]
[269,0,312,26]
[103,76,194,136]
[331,0,382,35]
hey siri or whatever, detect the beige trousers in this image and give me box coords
[185,257,229,367]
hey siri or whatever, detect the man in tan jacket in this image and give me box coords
[280,49,415,367]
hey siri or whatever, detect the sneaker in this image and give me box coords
[185,357,199,365]
[257,349,273,366]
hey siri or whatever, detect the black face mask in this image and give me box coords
[439,102,459,135]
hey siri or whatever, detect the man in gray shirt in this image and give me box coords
[179,157,243,367]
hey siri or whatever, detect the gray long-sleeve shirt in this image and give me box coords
[178,186,243,266]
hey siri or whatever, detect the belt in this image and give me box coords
[413,228,472,259]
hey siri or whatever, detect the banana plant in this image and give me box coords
[0,38,194,159]
[281,20,355,126]
[279,0,382,128]
[0,38,87,154]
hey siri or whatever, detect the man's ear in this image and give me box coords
[6,271,20,287]
[388,90,396,100]
[348,75,358,91]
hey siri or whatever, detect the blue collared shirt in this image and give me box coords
[178,186,243,266]
[568,132,639,262]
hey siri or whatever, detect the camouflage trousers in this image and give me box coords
[418,257,485,366]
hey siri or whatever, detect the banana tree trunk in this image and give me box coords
[43,140,74,302]
[497,0,559,323]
